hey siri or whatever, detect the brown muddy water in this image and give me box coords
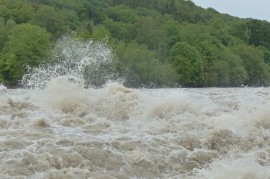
[1,83,270,179]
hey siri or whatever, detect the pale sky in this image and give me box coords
[192,0,270,21]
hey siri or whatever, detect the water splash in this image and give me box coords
[21,36,118,89]
[0,84,7,93]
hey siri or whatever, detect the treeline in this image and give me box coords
[1,0,270,87]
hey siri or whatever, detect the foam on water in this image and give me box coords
[0,84,7,94]
[1,38,270,178]
[1,86,270,178]
[198,154,270,178]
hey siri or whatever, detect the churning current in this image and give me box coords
[1,83,270,178]
[1,38,270,178]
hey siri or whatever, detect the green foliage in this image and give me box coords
[203,49,248,87]
[232,45,270,86]
[197,40,219,64]
[246,19,270,49]
[218,49,247,86]
[228,21,249,43]
[170,42,204,87]
[165,19,181,47]
[0,0,34,23]
[0,4,11,21]
[116,42,177,87]
[0,53,17,84]
[31,5,74,38]
[0,24,51,83]
[0,18,17,50]
[106,5,139,23]
[102,18,130,40]
[76,21,95,40]
[91,25,112,42]
[128,16,168,50]
[257,46,270,64]
[0,0,270,87]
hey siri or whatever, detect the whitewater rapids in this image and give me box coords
[0,82,270,178]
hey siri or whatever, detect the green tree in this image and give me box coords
[128,16,168,50]
[9,2,34,23]
[165,19,181,48]
[91,25,114,44]
[228,21,249,43]
[0,18,17,50]
[102,18,130,40]
[105,5,139,23]
[218,49,247,86]
[246,19,270,49]
[169,42,204,87]
[0,4,10,21]
[76,20,95,40]
[0,24,51,84]
[116,42,177,87]
[0,17,6,50]
[0,53,17,83]
[232,44,270,86]
[32,5,69,37]
[197,40,219,64]
[177,24,213,47]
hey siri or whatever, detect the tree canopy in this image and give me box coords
[1,0,270,87]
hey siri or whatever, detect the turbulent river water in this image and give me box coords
[1,83,270,179]
[1,38,270,178]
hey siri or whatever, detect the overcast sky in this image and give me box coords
[191,0,270,21]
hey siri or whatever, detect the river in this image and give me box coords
[1,82,270,178]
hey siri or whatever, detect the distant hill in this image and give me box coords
[1,0,270,87]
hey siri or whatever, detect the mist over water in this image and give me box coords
[1,38,270,178]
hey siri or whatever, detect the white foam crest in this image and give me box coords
[38,75,90,116]
[198,155,270,178]
[39,81,139,120]
[147,94,201,119]
[21,36,117,89]
[0,84,7,94]
[135,89,205,121]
